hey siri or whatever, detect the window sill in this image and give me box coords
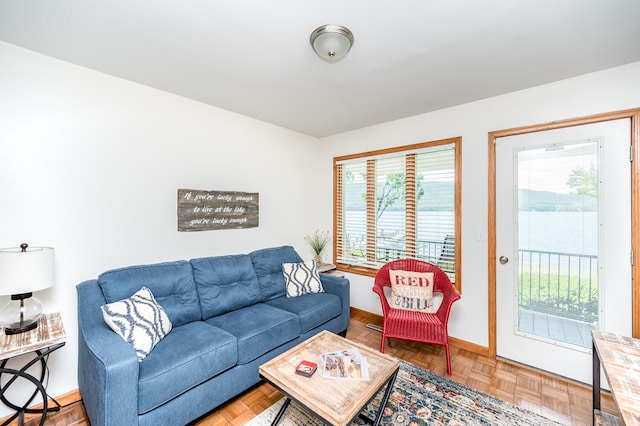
[335,263,377,278]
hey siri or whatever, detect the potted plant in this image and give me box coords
[305,229,330,265]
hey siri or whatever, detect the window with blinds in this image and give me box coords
[334,138,461,288]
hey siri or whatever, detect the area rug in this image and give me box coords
[246,360,561,425]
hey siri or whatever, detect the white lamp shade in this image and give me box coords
[0,246,55,296]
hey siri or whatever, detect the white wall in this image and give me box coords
[321,61,640,348]
[2,38,639,412]
[0,41,326,414]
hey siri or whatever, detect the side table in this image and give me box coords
[592,330,637,425]
[0,312,66,426]
[317,263,337,273]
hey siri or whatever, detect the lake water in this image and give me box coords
[345,210,598,256]
[518,211,597,255]
[344,211,454,244]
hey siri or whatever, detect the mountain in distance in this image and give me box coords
[344,181,596,212]
[518,188,596,212]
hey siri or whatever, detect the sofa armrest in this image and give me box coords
[319,274,350,333]
[77,280,139,426]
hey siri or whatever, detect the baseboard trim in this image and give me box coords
[350,306,490,357]
[449,336,490,357]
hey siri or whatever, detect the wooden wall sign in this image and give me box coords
[177,189,259,231]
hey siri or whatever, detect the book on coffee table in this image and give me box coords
[295,360,318,377]
[321,347,370,380]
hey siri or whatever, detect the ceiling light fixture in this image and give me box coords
[310,24,354,63]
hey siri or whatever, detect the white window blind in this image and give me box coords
[335,140,458,283]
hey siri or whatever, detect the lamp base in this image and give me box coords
[0,292,43,335]
[3,320,38,335]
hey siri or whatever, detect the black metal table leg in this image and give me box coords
[0,367,47,426]
[592,338,600,424]
[0,343,64,426]
[270,397,291,426]
[359,368,399,425]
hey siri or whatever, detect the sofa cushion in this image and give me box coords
[249,246,303,301]
[99,261,201,327]
[138,321,237,414]
[101,287,173,361]
[265,293,342,333]
[191,255,261,319]
[205,303,299,364]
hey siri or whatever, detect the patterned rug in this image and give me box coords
[246,360,561,425]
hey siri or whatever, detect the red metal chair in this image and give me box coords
[372,259,460,375]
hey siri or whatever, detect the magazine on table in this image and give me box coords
[320,347,370,380]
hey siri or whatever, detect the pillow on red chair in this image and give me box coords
[389,269,436,313]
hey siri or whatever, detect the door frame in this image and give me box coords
[488,108,640,358]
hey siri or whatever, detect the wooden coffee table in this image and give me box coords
[259,330,400,426]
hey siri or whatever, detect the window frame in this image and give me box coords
[333,137,462,293]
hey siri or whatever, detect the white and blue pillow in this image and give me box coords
[101,287,172,361]
[282,259,324,298]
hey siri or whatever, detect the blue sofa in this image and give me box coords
[76,246,350,426]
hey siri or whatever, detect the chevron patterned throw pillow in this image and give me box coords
[101,287,172,361]
[282,259,324,298]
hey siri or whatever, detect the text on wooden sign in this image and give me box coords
[177,189,259,231]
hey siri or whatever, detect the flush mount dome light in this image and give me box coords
[310,24,354,63]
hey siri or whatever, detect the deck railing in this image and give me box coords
[347,235,597,325]
[377,238,449,263]
[346,234,451,264]
[374,241,597,325]
[356,235,455,277]
[518,249,598,325]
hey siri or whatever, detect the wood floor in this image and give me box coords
[17,309,618,426]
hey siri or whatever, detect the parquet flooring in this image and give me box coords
[17,309,618,425]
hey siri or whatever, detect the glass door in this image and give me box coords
[495,119,631,383]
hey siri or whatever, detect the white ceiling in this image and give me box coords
[1,1,639,138]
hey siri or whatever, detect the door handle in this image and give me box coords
[499,256,509,264]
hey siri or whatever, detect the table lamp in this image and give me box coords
[0,243,55,335]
